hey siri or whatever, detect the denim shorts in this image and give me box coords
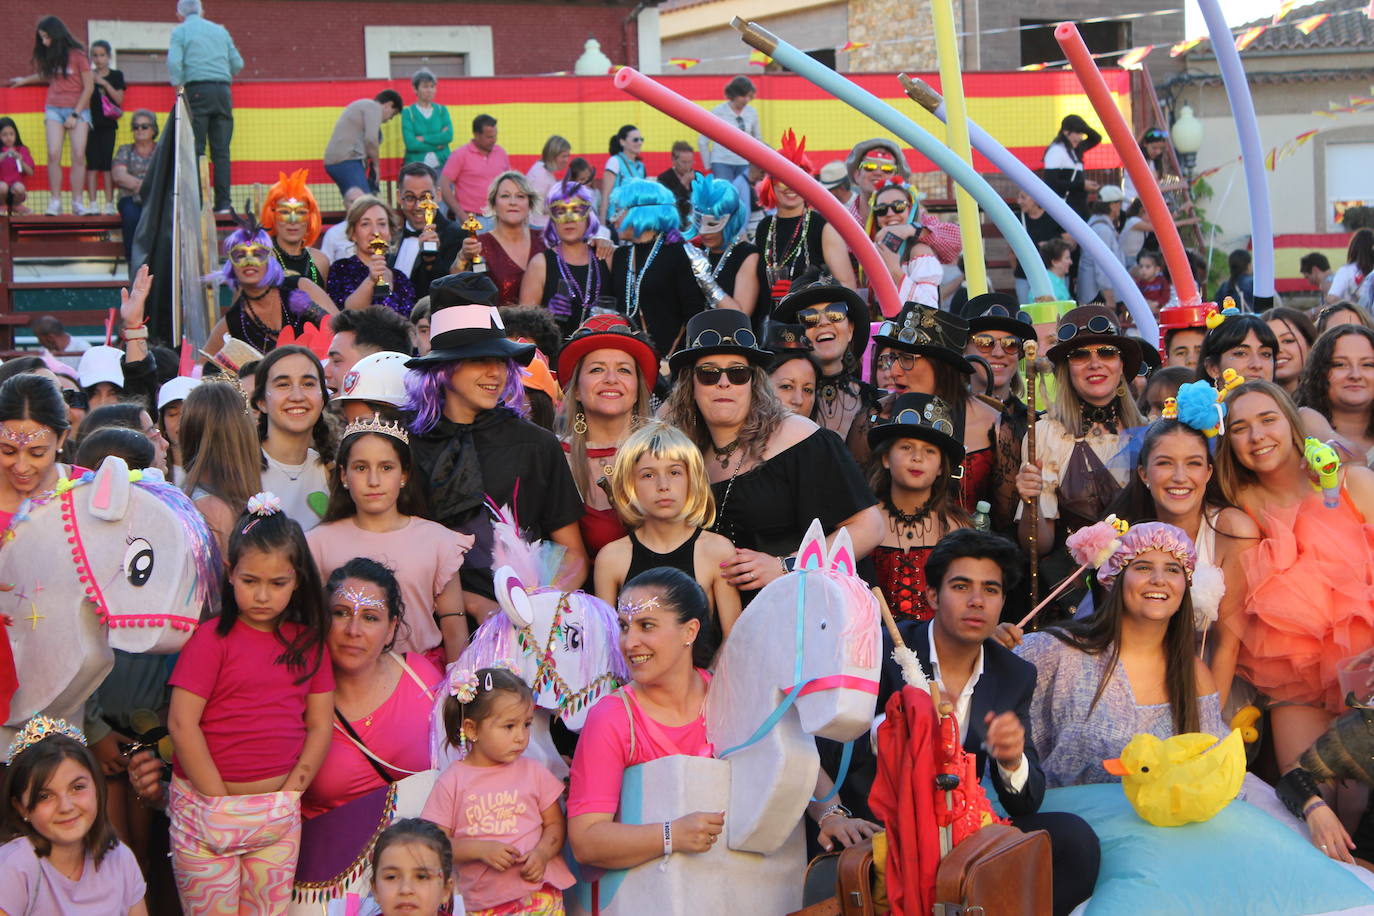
[45,106,92,126]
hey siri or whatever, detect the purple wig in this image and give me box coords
[216,226,283,290]
[541,180,601,248]
[405,358,530,434]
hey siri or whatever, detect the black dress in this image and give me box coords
[754,210,828,295]
[608,239,707,356]
[707,241,769,324]
[409,407,584,600]
[538,247,612,339]
[710,428,876,559]
[222,275,329,353]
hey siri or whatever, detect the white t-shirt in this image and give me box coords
[1329,262,1364,302]
[1042,143,1081,173]
[320,221,355,264]
[260,447,329,533]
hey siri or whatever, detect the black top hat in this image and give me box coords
[668,309,771,376]
[405,272,535,368]
[866,392,965,470]
[873,302,972,374]
[959,292,1036,341]
[1045,305,1142,379]
[763,322,814,353]
[772,268,871,358]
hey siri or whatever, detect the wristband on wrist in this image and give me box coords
[1303,798,1328,818]
[659,820,672,871]
[121,326,149,341]
[817,803,850,823]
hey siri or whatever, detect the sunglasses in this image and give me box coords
[877,352,920,371]
[969,334,1022,356]
[796,302,849,328]
[1057,314,1118,342]
[694,365,753,386]
[1065,345,1122,363]
[872,201,909,218]
[860,161,896,173]
[132,122,154,131]
[228,245,270,265]
[689,327,758,350]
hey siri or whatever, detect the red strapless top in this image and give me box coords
[873,544,935,623]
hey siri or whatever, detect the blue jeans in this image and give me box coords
[324,159,376,197]
[712,162,751,208]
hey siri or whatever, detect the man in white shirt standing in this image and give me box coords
[699,76,760,209]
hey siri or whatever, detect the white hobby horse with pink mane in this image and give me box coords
[568,520,881,915]
[1,456,219,745]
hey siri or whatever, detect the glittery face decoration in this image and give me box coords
[335,585,387,617]
[228,243,270,266]
[550,201,590,224]
[616,594,660,619]
[275,200,309,224]
[0,424,53,448]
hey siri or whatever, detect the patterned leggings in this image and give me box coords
[468,885,566,916]
[169,776,302,915]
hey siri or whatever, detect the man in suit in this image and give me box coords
[394,161,469,298]
[875,529,1100,916]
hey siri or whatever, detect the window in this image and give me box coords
[1324,142,1374,231]
[1020,18,1130,68]
[389,53,467,79]
[116,51,169,84]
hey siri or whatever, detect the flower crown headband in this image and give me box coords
[448,660,520,704]
[6,715,85,765]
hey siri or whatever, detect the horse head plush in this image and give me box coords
[2,456,219,741]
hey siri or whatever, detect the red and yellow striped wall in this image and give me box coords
[0,70,1130,205]
[1275,233,1350,294]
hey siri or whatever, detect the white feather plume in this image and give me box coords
[891,645,930,693]
[1191,562,1225,631]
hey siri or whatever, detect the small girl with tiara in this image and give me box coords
[421,667,573,916]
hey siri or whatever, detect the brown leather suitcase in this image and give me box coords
[788,839,876,916]
[933,824,1053,916]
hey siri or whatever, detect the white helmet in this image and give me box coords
[333,350,410,407]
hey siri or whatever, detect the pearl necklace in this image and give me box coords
[626,236,663,320]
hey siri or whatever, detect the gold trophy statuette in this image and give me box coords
[419,193,439,253]
[462,215,487,273]
[367,234,391,298]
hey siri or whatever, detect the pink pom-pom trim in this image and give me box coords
[1066,519,1124,569]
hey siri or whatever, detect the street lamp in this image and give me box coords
[1171,103,1204,179]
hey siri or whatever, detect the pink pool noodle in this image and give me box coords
[612,66,903,318]
[1055,22,1201,308]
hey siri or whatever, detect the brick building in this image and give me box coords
[1,0,657,81]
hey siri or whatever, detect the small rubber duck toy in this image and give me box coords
[1103,729,1245,827]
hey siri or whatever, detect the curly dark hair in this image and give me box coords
[1297,324,1374,441]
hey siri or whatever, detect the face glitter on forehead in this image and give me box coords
[0,425,53,447]
[336,585,387,615]
[617,594,660,619]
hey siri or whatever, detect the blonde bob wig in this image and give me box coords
[609,421,716,530]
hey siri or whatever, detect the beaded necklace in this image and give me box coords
[625,236,664,321]
[272,243,321,286]
[553,244,600,323]
[765,210,812,277]
[709,241,739,281]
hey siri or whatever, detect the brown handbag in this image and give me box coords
[933,824,1053,916]
[788,838,877,916]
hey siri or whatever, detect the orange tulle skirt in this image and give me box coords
[1233,487,1374,715]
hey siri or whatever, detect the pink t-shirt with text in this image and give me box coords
[308,516,472,654]
[441,140,512,216]
[170,619,334,783]
[302,652,441,819]
[421,756,574,910]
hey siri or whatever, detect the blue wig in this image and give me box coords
[611,178,680,240]
[690,175,746,244]
[217,226,283,290]
[540,180,601,248]
[404,358,530,434]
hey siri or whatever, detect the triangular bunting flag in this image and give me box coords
[667,57,700,70]
[1020,62,1050,71]
[1294,12,1330,34]
[748,49,772,67]
[1170,36,1204,57]
[1235,26,1266,51]
[839,41,870,52]
[1118,45,1153,68]
[1272,0,1298,24]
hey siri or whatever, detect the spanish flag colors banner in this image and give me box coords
[0,71,1130,208]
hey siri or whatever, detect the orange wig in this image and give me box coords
[260,168,322,247]
[757,129,815,211]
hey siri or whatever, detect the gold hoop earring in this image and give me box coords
[574,411,588,436]
[1117,381,1129,398]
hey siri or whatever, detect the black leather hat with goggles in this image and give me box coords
[958,292,1036,342]
[1044,305,1142,379]
[865,392,965,471]
[668,309,771,376]
[772,267,870,358]
[873,301,972,375]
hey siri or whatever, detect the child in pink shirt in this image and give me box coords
[0,118,36,213]
[421,667,573,915]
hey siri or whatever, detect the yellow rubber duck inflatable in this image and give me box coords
[1102,729,1245,827]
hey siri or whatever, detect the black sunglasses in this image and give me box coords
[132,122,154,130]
[796,302,849,328]
[694,365,753,386]
[872,201,909,218]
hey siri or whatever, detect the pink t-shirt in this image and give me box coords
[170,619,334,782]
[567,675,712,818]
[302,652,441,819]
[0,146,34,186]
[0,837,144,915]
[420,756,575,910]
[46,49,90,109]
[440,140,512,216]
[308,516,473,654]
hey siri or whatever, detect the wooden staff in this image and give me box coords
[872,587,944,712]
[1024,339,1040,610]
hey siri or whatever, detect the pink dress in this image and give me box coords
[308,516,473,655]
[1233,486,1374,714]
